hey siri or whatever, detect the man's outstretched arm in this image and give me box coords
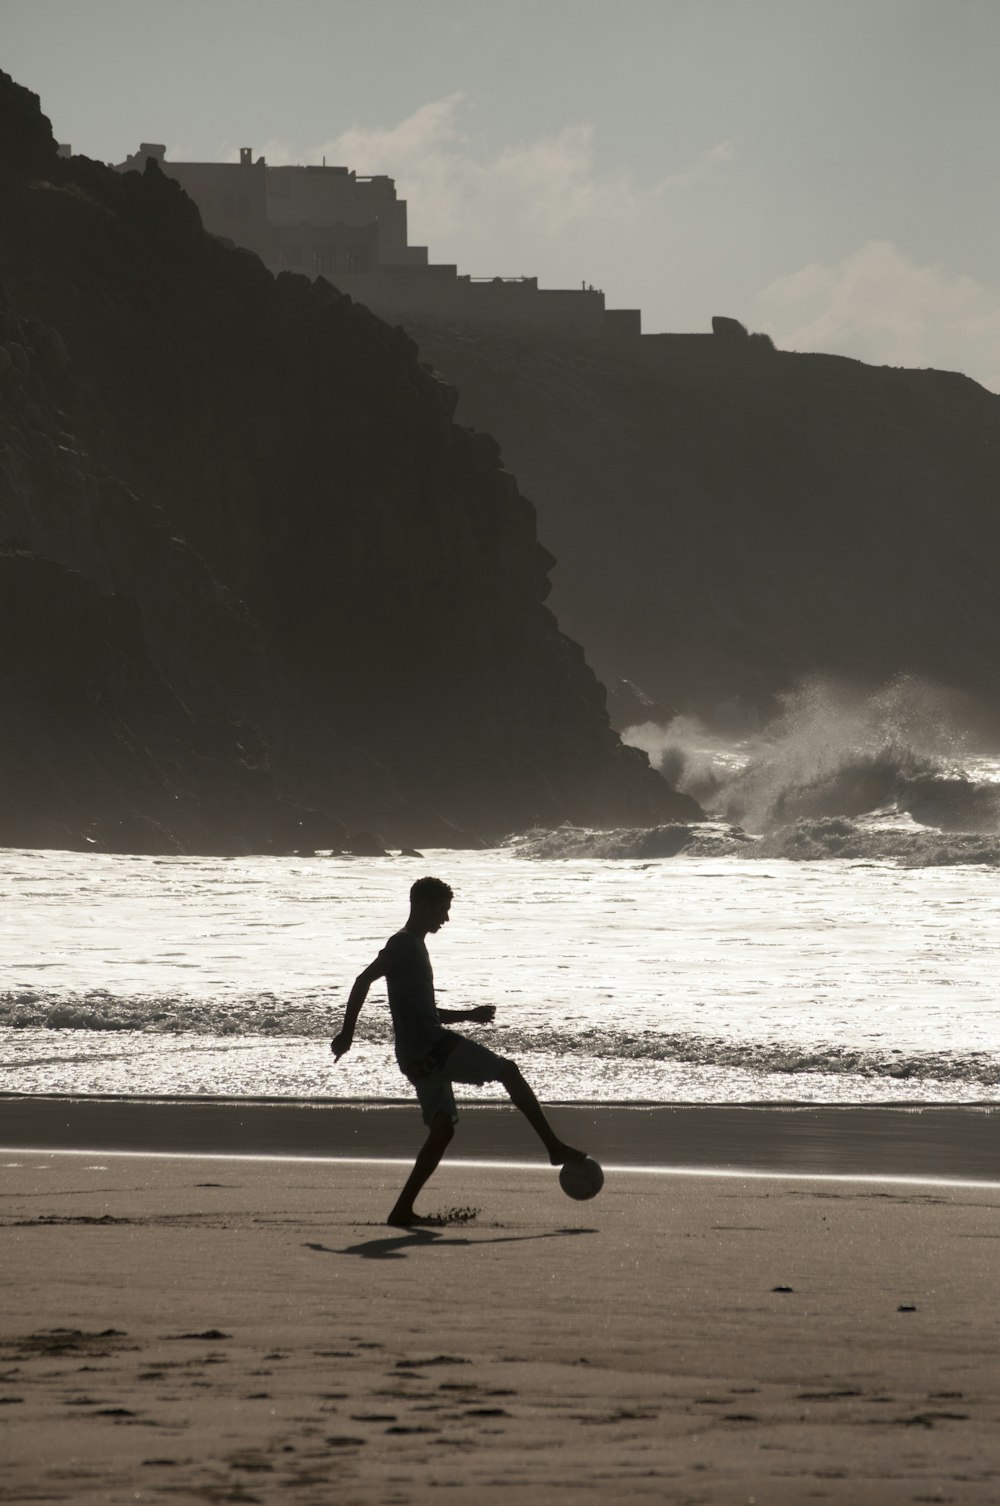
[437,1006,496,1024]
[331,959,384,1060]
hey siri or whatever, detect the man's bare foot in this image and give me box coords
[548,1142,587,1167]
[386,1209,441,1228]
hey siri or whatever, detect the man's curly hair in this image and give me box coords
[409,876,453,906]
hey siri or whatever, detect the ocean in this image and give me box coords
[3,811,998,1108]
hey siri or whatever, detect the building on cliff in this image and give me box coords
[113,142,641,340]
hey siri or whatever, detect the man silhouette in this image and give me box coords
[331,876,585,1226]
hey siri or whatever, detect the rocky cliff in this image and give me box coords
[402,317,1000,735]
[0,73,696,852]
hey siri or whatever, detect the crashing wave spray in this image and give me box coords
[624,676,1000,834]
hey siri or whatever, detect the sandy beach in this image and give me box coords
[3,1105,999,1504]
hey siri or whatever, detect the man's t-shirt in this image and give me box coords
[377,929,451,1072]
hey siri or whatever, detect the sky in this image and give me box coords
[7,0,1000,390]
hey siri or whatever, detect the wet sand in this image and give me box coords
[3,1094,999,1181]
[2,1136,999,1504]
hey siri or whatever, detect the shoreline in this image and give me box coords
[3,1094,998,1182]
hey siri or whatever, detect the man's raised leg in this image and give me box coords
[498,1061,584,1165]
[387,1110,454,1227]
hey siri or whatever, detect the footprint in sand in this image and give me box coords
[395,1355,469,1370]
[165,1329,231,1341]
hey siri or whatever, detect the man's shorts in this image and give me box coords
[402,1033,511,1127]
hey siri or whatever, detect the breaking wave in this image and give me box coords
[0,988,389,1041]
[754,817,1000,865]
[505,819,1000,866]
[623,676,1000,836]
[3,993,997,1089]
[504,823,752,861]
[517,1028,1000,1088]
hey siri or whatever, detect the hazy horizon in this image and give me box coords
[7,0,1000,391]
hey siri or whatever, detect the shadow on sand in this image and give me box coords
[306,1227,598,1261]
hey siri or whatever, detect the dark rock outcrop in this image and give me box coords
[711,315,748,340]
[0,72,696,851]
[0,550,332,853]
[402,317,1000,734]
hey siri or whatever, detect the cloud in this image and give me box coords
[755,240,1000,392]
[657,138,738,192]
[311,94,641,251]
[241,96,735,292]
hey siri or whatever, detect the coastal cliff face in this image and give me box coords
[0,550,327,854]
[0,73,696,852]
[403,318,1000,733]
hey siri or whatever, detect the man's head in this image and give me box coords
[409,875,453,933]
